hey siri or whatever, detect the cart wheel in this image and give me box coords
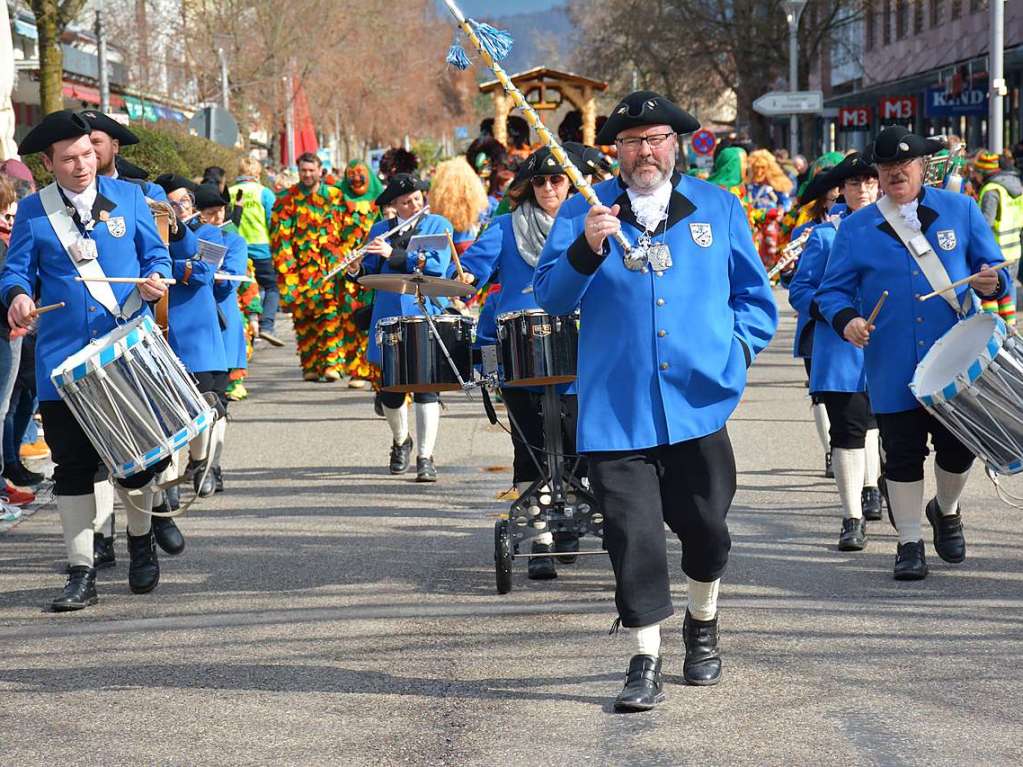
[495,520,513,594]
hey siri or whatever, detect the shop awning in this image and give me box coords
[62,82,101,105]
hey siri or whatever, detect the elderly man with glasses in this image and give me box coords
[534,91,777,711]
[816,126,1007,582]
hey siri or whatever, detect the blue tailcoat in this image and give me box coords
[533,175,778,452]
[788,214,865,393]
[166,223,227,374]
[216,228,249,370]
[360,213,453,366]
[0,176,170,401]
[785,203,847,358]
[815,186,1006,413]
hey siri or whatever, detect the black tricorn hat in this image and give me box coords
[115,154,149,181]
[800,152,877,205]
[509,145,585,189]
[194,182,230,210]
[595,91,699,145]
[867,125,944,164]
[564,142,614,177]
[17,110,92,155]
[154,173,197,195]
[375,173,429,207]
[78,109,140,146]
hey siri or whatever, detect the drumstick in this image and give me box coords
[866,290,888,326]
[916,257,1020,302]
[75,276,177,285]
[445,231,466,282]
[214,273,255,283]
[32,301,65,316]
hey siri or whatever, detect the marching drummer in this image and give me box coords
[0,110,171,611]
[345,174,453,482]
[816,126,1007,581]
[534,91,777,711]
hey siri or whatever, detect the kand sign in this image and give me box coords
[925,85,988,117]
[838,106,872,131]
[879,96,916,120]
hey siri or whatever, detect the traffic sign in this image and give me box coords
[188,105,239,148]
[752,91,824,116]
[691,129,717,156]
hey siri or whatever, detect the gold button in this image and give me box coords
[660,362,669,370]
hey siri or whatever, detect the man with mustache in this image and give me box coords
[816,126,1007,581]
[535,91,777,711]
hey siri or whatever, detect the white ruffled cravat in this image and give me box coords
[899,199,921,233]
[627,179,672,232]
[59,181,98,226]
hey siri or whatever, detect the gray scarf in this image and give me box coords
[512,200,555,267]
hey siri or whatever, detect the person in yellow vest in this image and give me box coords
[972,150,1022,325]
[229,158,284,347]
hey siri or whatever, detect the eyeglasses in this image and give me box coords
[531,174,567,189]
[1,212,14,223]
[877,159,915,174]
[615,132,675,151]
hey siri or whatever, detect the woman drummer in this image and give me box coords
[457,145,590,580]
[345,174,454,482]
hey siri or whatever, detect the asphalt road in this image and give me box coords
[1,293,1022,766]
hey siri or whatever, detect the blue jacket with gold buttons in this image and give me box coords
[534,174,778,452]
[815,186,1006,413]
[0,176,170,401]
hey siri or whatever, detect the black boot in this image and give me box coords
[166,485,180,511]
[187,458,216,497]
[893,540,928,581]
[837,517,866,551]
[553,531,580,564]
[213,465,224,493]
[613,654,665,712]
[861,487,882,521]
[925,498,966,563]
[416,456,437,482]
[152,510,185,556]
[683,611,722,685]
[389,436,413,474]
[51,566,98,612]
[527,539,557,580]
[93,531,116,568]
[127,530,160,594]
[4,461,44,486]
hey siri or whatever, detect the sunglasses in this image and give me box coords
[531,174,567,189]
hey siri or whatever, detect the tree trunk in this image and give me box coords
[31,2,64,115]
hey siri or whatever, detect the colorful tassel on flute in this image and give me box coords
[446,32,472,70]
[445,20,513,70]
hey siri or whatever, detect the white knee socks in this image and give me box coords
[59,494,96,568]
[189,428,212,463]
[415,402,440,458]
[832,448,866,520]
[687,577,720,621]
[887,479,924,544]
[92,480,115,537]
[114,486,154,536]
[813,403,831,453]
[634,623,661,657]
[935,464,970,516]
[383,404,409,445]
[864,428,881,488]
[211,417,227,466]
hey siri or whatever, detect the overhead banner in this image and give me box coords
[838,106,872,131]
[925,85,989,117]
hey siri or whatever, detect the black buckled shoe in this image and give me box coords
[389,436,413,474]
[527,540,557,580]
[51,566,98,612]
[127,531,160,594]
[683,611,722,685]
[925,498,966,564]
[837,517,866,551]
[553,531,580,564]
[213,465,224,493]
[824,451,834,478]
[613,654,665,712]
[93,531,116,568]
[893,540,928,581]
[166,484,180,511]
[187,459,217,497]
[861,486,883,521]
[152,512,185,556]
[416,456,437,482]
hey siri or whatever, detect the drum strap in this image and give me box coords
[39,183,143,321]
[878,195,965,316]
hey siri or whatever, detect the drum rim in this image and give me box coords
[910,312,1006,406]
[50,315,155,386]
[377,313,472,327]
[496,308,580,323]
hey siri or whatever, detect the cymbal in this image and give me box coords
[359,273,475,298]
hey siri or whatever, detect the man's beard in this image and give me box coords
[621,160,672,193]
[97,157,115,176]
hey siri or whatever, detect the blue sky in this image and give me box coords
[436,1,565,17]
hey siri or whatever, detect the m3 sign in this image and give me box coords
[880,96,916,121]
[838,106,872,131]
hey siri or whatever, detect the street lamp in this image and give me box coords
[783,0,807,155]
[990,0,1006,153]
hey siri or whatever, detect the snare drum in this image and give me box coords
[496,309,579,387]
[377,314,475,393]
[50,315,216,479]
[911,312,1023,475]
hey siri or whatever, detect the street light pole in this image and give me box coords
[783,1,807,156]
[217,47,230,110]
[989,0,1006,154]
[95,2,110,113]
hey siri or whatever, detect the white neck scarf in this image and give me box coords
[899,199,921,233]
[59,180,98,226]
[627,179,672,232]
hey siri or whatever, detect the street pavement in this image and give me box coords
[1,292,1022,766]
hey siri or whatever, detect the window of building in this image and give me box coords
[930,0,942,27]
[913,0,924,33]
[883,0,892,44]
[951,0,962,19]
[896,0,908,38]
[865,1,876,50]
